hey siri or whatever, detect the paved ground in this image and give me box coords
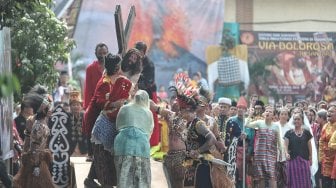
[70,157,168,188]
[151,159,168,188]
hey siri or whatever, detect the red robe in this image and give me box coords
[104,76,132,121]
[137,56,160,146]
[83,61,103,110]
[149,92,160,146]
[83,75,112,136]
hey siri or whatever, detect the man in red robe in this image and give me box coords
[83,43,108,188]
[83,43,109,110]
[83,43,109,137]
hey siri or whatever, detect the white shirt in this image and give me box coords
[275,121,294,161]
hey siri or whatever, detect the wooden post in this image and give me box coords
[114,5,136,57]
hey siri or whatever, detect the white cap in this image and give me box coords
[218,97,231,105]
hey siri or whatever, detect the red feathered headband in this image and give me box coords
[170,72,200,110]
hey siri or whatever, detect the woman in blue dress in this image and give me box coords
[114,90,154,188]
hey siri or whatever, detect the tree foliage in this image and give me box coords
[0,74,20,99]
[1,0,52,28]
[1,0,75,100]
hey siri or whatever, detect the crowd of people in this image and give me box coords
[3,40,336,188]
[154,88,336,188]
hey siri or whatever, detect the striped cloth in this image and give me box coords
[91,113,117,153]
[253,128,278,180]
[286,156,312,188]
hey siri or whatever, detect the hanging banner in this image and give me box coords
[241,31,336,100]
[120,0,225,91]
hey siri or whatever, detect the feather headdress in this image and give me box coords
[198,86,213,106]
[174,72,199,97]
[169,72,199,109]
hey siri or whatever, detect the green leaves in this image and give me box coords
[0,74,20,99]
[3,0,75,100]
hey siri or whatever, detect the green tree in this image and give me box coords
[0,74,20,99]
[1,1,75,100]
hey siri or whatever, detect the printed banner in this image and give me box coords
[241,31,336,100]
[123,0,224,92]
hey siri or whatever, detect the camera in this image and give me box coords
[14,140,23,155]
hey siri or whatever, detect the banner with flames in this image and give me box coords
[120,0,224,92]
[241,31,336,101]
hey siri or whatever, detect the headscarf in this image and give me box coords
[132,90,150,109]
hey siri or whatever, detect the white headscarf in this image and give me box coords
[132,90,150,109]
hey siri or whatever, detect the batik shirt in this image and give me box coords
[319,121,336,177]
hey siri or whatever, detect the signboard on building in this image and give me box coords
[241,31,336,101]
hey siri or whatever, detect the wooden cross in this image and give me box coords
[114,5,136,57]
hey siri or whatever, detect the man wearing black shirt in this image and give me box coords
[135,41,160,146]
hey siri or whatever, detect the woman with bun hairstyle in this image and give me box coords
[14,85,54,188]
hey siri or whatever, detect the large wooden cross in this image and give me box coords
[114,5,136,57]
